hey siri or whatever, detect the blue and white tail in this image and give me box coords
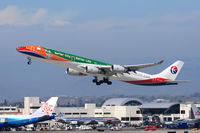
[29,97,58,118]
[191,104,200,119]
[156,60,184,80]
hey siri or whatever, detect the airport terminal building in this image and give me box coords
[23,97,197,125]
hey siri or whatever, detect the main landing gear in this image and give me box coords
[27,57,32,65]
[93,77,112,85]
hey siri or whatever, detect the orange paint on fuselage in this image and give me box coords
[18,45,72,62]
[20,45,47,57]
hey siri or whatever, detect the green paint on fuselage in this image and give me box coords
[43,47,111,66]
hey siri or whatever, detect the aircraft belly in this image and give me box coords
[22,54,80,68]
[110,72,149,81]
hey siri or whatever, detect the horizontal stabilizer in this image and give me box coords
[166,80,191,83]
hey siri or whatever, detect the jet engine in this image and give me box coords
[86,66,101,74]
[111,65,127,73]
[66,68,86,76]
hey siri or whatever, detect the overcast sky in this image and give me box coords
[0,0,200,101]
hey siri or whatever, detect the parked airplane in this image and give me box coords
[16,45,189,86]
[0,97,58,130]
[177,104,200,122]
[163,105,200,128]
[56,112,120,125]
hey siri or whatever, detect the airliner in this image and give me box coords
[0,97,58,130]
[163,104,200,128]
[16,45,189,86]
[57,112,120,125]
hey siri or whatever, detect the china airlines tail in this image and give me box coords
[28,97,58,118]
[156,60,190,83]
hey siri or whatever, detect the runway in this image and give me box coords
[2,129,199,133]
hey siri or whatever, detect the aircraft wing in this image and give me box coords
[57,118,68,123]
[79,60,164,76]
[124,60,164,71]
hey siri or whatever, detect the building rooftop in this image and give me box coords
[140,102,178,109]
[102,98,143,106]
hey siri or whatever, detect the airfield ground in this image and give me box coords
[3,129,200,133]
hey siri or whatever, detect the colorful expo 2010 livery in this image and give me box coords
[16,45,190,86]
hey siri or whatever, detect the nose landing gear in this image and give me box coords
[27,57,32,65]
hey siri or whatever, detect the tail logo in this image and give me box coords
[170,66,178,74]
[195,110,200,116]
[42,102,53,115]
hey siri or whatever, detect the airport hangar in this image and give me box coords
[21,97,198,125]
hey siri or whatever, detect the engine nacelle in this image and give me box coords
[86,66,101,74]
[66,68,86,76]
[111,65,126,73]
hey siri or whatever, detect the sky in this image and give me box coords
[0,0,200,100]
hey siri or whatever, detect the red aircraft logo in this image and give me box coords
[42,102,53,114]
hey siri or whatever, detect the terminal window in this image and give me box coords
[121,117,129,121]
[95,112,102,114]
[80,112,87,115]
[73,113,79,115]
[104,112,111,115]
[65,113,71,115]
[130,117,142,121]
[30,107,40,109]
[136,110,141,114]
[181,110,185,114]
[168,117,172,121]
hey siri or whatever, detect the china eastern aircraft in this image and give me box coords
[0,97,58,130]
[16,45,189,86]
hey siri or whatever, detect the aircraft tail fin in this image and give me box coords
[156,60,184,80]
[57,112,64,118]
[192,104,200,119]
[29,97,58,118]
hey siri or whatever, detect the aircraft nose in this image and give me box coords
[16,47,20,51]
[16,46,25,52]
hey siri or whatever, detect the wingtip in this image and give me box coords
[157,60,164,64]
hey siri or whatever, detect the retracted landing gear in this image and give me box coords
[92,77,112,85]
[27,57,32,65]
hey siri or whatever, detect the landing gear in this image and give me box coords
[96,82,101,85]
[107,81,112,85]
[93,77,98,83]
[92,77,112,85]
[27,57,32,65]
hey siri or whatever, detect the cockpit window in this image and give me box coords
[21,45,26,48]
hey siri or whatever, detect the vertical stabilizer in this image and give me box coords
[156,60,184,80]
[29,97,58,118]
[191,104,200,119]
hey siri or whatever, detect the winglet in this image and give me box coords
[157,60,164,65]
